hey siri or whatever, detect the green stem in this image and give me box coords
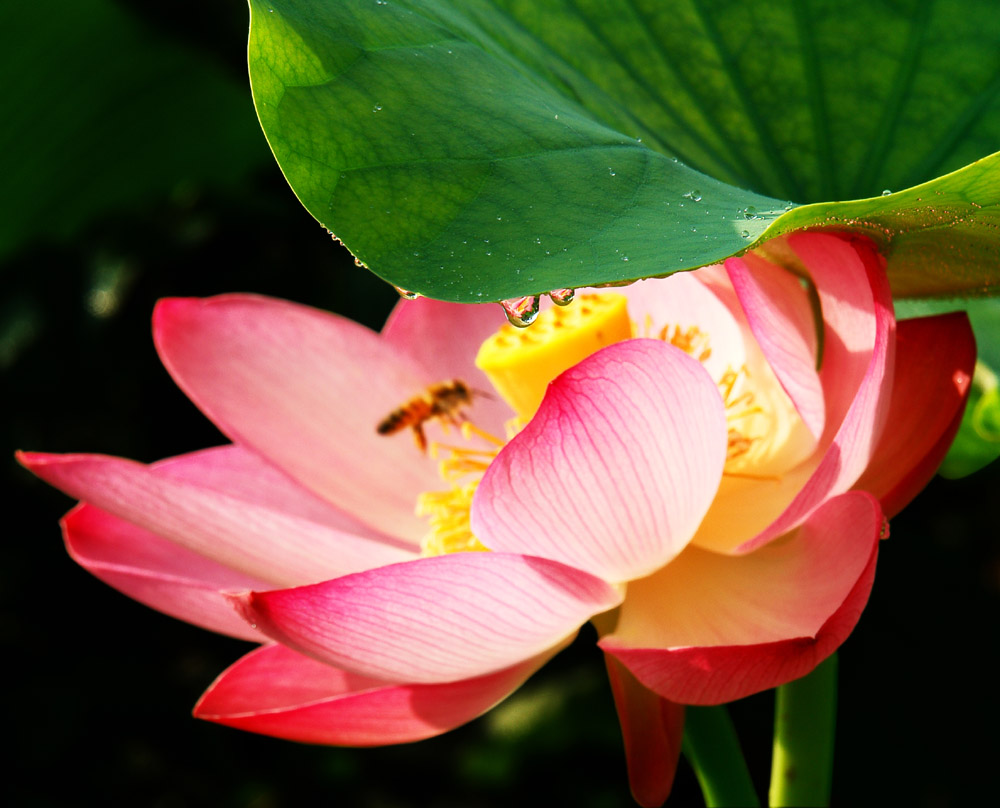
[769,654,838,807]
[682,705,760,807]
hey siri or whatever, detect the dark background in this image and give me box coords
[4,2,998,806]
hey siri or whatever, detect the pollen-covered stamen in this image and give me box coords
[717,365,764,466]
[652,324,766,471]
[418,422,506,556]
[659,324,713,363]
[416,482,489,556]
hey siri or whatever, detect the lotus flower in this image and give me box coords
[19,232,973,806]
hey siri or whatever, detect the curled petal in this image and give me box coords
[194,643,555,746]
[605,654,684,808]
[153,295,444,542]
[737,233,895,552]
[63,504,269,642]
[726,252,825,440]
[18,451,416,587]
[854,313,975,516]
[472,340,728,582]
[600,491,881,704]
[232,553,621,684]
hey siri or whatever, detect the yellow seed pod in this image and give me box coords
[475,293,632,421]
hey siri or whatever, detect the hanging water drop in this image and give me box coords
[393,286,420,300]
[500,295,541,327]
[549,288,575,306]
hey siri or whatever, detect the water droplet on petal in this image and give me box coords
[393,286,420,300]
[500,295,541,327]
[549,288,575,306]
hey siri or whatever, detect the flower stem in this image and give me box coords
[682,705,760,807]
[769,653,838,807]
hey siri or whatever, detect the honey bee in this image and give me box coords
[376,380,473,452]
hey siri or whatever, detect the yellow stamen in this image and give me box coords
[416,481,489,556]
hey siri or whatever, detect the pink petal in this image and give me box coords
[153,295,447,542]
[472,340,728,582]
[232,553,621,684]
[381,297,513,435]
[194,643,556,746]
[605,654,684,808]
[18,451,416,587]
[617,270,747,384]
[737,234,895,552]
[62,504,269,641]
[600,491,881,704]
[854,312,975,517]
[152,445,393,541]
[726,251,825,439]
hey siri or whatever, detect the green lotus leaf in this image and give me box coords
[249,0,1000,302]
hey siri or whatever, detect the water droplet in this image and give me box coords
[534,237,542,244]
[683,190,702,202]
[554,114,559,120]
[608,168,616,176]
[393,286,420,300]
[621,255,629,261]
[500,295,541,327]
[549,288,575,306]
[496,215,502,221]
[742,206,758,219]
[741,229,751,239]
[882,189,892,196]
[373,104,383,112]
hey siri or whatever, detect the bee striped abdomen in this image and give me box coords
[376,380,472,452]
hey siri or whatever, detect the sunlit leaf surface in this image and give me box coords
[249,0,1000,301]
